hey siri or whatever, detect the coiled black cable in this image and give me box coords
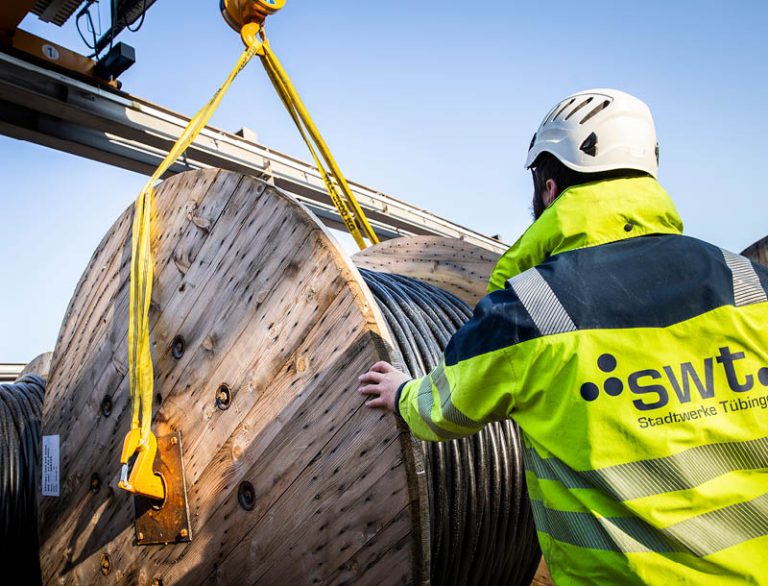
[0,375,45,584]
[360,270,541,585]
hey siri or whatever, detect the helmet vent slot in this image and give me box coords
[564,97,594,121]
[580,100,611,125]
[550,98,576,122]
[542,105,559,124]
[579,132,598,156]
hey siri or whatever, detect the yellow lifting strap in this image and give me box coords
[254,28,379,248]
[121,22,377,499]
[119,40,261,499]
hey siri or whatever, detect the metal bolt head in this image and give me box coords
[137,532,144,541]
[238,481,256,511]
[90,473,101,494]
[171,335,185,359]
[215,383,232,410]
[180,528,188,539]
[100,395,113,417]
[171,436,178,446]
[100,554,111,576]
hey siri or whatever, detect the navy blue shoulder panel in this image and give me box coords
[444,234,745,367]
[444,288,539,367]
[542,235,735,330]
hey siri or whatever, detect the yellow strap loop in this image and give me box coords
[128,39,261,447]
[124,19,378,498]
[257,33,379,248]
[259,45,365,248]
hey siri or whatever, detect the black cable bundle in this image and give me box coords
[360,269,541,586]
[0,374,45,584]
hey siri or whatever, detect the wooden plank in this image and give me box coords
[39,176,288,567]
[39,170,423,585]
[39,170,244,551]
[49,170,225,396]
[352,235,501,306]
[18,351,52,380]
[742,236,768,267]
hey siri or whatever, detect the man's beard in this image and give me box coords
[532,191,546,220]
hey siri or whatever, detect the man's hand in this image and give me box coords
[357,361,411,412]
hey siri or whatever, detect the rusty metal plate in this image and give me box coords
[134,432,192,545]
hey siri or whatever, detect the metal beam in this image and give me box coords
[0,50,508,253]
[0,364,25,382]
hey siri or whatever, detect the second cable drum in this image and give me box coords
[361,269,541,585]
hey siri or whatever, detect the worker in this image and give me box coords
[357,89,768,585]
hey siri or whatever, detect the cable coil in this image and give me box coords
[0,374,45,582]
[360,269,541,585]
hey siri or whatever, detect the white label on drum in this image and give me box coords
[42,435,60,496]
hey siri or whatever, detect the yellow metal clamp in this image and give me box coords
[221,0,285,31]
[118,429,165,500]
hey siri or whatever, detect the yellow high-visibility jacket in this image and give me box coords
[397,176,768,585]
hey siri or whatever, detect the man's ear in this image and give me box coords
[543,179,560,207]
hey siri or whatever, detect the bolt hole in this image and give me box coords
[90,473,101,494]
[215,383,232,411]
[100,396,113,418]
[155,393,162,405]
[150,474,168,511]
[171,335,185,359]
[238,481,255,511]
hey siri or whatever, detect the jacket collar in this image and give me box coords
[487,176,684,292]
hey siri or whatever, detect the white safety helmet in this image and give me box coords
[525,89,659,178]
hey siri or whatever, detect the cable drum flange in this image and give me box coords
[359,269,541,585]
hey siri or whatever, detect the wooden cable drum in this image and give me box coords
[353,235,502,307]
[38,168,541,585]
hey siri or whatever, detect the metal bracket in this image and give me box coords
[134,431,192,545]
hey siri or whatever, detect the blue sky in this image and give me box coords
[1,1,767,362]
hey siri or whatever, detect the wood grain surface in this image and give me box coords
[743,236,768,267]
[19,351,52,380]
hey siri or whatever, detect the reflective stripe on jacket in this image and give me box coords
[397,176,768,585]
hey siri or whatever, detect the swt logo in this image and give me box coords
[579,346,768,411]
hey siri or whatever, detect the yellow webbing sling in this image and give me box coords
[120,28,377,499]
[119,41,262,499]
[256,31,379,248]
